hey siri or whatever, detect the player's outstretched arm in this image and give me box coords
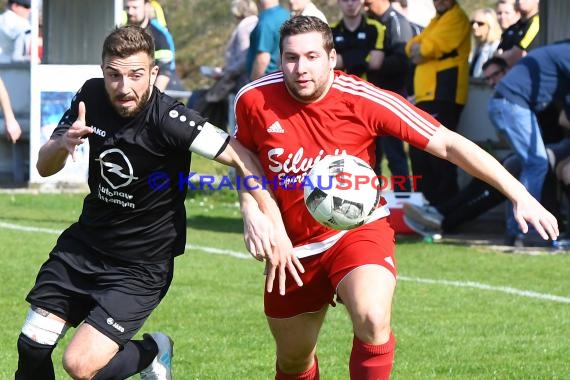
[37,101,93,177]
[0,77,21,143]
[215,137,305,294]
[424,126,559,241]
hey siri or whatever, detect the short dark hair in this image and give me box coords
[102,25,155,64]
[280,16,334,55]
[482,56,508,72]
[9,0,31,8]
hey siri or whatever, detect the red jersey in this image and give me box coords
[235,70,440,257]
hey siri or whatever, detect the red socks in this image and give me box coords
[276,356,319,380]
[274,333,395,380]
[349,333,395,380]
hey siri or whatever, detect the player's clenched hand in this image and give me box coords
[513,193,559,241]
[63,101,92,161]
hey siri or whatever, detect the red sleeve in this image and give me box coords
[373,93,441,150]
[334,73,440,150]
[359,87,440,149]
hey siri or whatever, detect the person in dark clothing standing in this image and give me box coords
[404,0,471,205]
[125,0,177,91]
[495,0,539,67]
[365,0,415,190]
[331,0,386,79]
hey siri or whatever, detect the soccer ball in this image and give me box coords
[303,154,381,230]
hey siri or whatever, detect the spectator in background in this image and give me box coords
[331,0,385,78]
[148,0,167,27]
[120,0,168,27]
[0,0,31,63]
[495,0,539,67]
[387,0,424,105]
[468,8,501,78]
[481,56,508,88]
[404,0,470,205]
[246,0,289,80]
[495,0,520,32]
[555,111,570,199]
[0,75,21,143]
[189,0,259,129]
[388,0,424,35]
[404,57,511,237]
[365,0,415,191]
[203,0,259,93]
[488,40,570,244]
[124,0,176,91]
[405,56,569,246]
[495,0,563,204]
[223,0,259,92]
[405,135,570,246]
[289,0,327,22]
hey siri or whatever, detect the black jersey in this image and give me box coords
[497,14,540,52]
[367,6,415,95]
[50,78,229,263]
[331,16,385,78]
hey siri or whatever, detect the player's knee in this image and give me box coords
[62,352,95,380]
[21,307,68,346]
[353,306,391,344]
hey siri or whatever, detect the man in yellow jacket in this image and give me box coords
[405,0,470,206]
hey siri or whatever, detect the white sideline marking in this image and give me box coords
[2,221,569,303]
[398,276,570,304]
[0,221,250,260]
[185,244,250,260]
[0,222,61,234]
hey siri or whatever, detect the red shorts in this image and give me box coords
[265,218,396,319]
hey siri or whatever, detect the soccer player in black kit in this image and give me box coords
[15,25,302,380]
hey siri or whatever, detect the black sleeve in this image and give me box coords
[157,100,208,151]
[157,97,230,159]
[380,15,414,77]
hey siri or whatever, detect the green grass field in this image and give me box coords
[1,191,569,379]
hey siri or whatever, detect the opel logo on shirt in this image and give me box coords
[96,148,139,189]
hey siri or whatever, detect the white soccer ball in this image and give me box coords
[303,154,381,230]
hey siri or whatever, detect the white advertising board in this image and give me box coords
[29,64,102,185]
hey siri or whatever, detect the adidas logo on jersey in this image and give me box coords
[267,121,285,134]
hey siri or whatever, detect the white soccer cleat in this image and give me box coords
[403,215,441,241]
[403,202,444,230]
[140,332,174,380]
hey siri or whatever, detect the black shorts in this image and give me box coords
[26,246,174,346]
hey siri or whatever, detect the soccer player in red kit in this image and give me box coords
[235,16,558,380]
